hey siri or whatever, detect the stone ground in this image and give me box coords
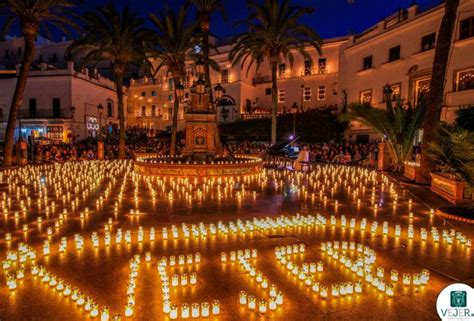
[0,161,473,321]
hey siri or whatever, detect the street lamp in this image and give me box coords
[97,103,104,142]
[196,59,205,75]
[214,83,224,101]
[291,102,298,137]
[300,84,305,112]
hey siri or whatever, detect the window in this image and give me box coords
[151,105,157,116]
[265,88,272,96]
[383,83,401,101]
[388,45,401,62]
[460,17,474,40]
[141,92,146,97]
[456,69,474,91]
[363,55,373,70]
[52,98,61,118]
[421,33,436,52]
[0,107,3,122]
[4,49,9,58]
[141,106,146,117]
[304,60,312,76]
[303,87,312,101]
[168,107,173,119]
[168,78,174,90]
[415,78,430,104]
[151,91,157,96]
[360,90,372,104]
[107,101,113,118]
[168,95,173,101]
[318,58,327,74]
[18,47,22,57]
[29,98,37,118]
[278,89,285,103]
[278,63,286,78]
[318,86,326,101]
[221,69,229,84]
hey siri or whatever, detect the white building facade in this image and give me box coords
[0,62,124,143]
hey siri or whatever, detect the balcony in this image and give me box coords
[300,67,327,77]
[252,76,272,85]
[130,77,161,87]
[18,109,69,119]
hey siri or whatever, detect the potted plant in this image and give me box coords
[427,124,474,206]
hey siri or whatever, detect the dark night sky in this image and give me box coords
[2,0,443,41]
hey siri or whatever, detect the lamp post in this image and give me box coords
[69,106,76,144]
[97,103,104,160]
[300,84,305,112]
[214,83,224,121]
[291,102,298,137]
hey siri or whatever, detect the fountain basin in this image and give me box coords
[134,154,263,178]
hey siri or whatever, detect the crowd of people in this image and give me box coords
[20,137,379,169]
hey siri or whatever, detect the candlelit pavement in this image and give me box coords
[0,161,473,320]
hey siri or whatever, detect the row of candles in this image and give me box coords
[17,211,469,260]
[221,249,284,314]
[157,252,221,319]
[274,243,364,299]
[320,241,430,297]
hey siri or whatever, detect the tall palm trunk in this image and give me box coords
[114,65,126,159]
[202,25,223,154]
[419,0,459,182]
[170,77,181,156]
[270,60,278,145]
[3,30,36,167]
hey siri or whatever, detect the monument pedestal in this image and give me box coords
[185,112,218,159]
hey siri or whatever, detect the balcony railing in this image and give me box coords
[18,109,69,119]
[252,76,272,85]
[301,67,328,77]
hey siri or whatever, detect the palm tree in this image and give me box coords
[229,0,322,145]
[67,4,149,159]
[189,0,226,154]
[149,5,197,156]
[0,0,80,167]
[419,0,460,182]
[341,89,427,172]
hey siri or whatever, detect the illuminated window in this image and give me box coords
[303,87,312,101]
[421,33,436,52]
[318,58,327,74]
[360,90,372,104]
[278,89,285,103]
[318,86,326,101]
[415,78,430,104]
[278,63,286,78]
[383,83,401,101]
[456,69,474,91]
[460,17,474,40]
[221,69,229,84]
